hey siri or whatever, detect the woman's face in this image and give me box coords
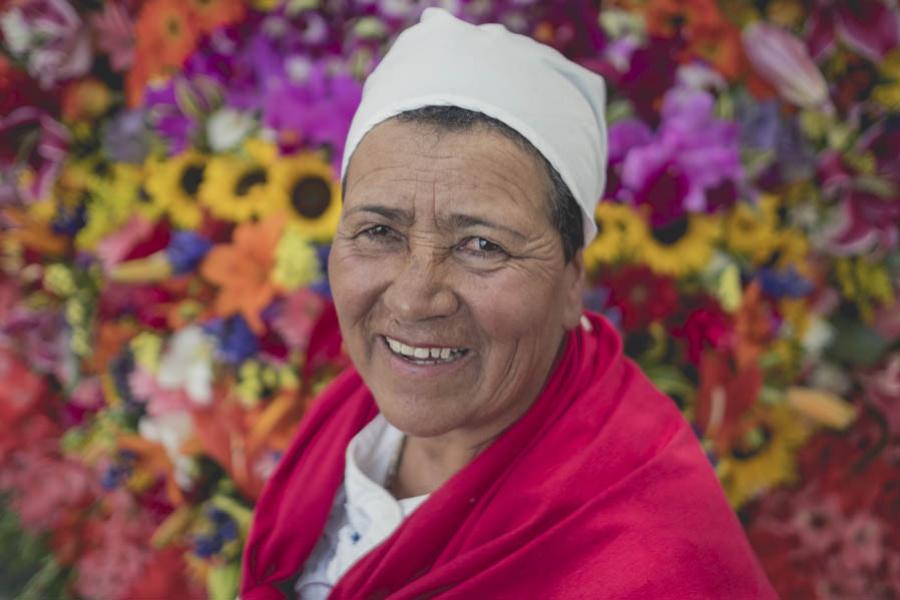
[329,119,584,445]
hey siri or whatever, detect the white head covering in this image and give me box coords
[340,8,608,244]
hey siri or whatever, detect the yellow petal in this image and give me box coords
[787,387,857,429]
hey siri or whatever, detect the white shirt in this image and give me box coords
[294,414,429,599]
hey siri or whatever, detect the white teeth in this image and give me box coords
[384,336,466,363]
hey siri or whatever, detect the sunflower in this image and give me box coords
[184,0,246,34]
[716,403,812,509]
[638,213,721,277]
[145,151,208,229]
[584,202,649,273]
[199,140,280,224]
[269,152,342,243]
[724,196,780,263]
[77,163,152,250]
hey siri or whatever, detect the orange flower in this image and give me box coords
[2,207,69,256]
[117,433,186,505]
[132,0,200,92]
[61,78,113,122]
[185,0,247,34]
[734,281,775,368]
[644,0,746,80]
[190,389,303,500]
[200,214,285,333]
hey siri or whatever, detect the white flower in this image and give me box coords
[0,0,92,88]
[138,411,197,490]
[0,9,32,55]
[207,108,257,153]
[157,326,214,405]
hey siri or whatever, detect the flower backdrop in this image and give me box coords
[1,0,898,598]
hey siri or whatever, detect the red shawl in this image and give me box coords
[241,313,775,599]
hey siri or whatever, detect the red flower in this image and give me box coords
[604,265,679,331]
[694,350,762,443]
[671,298,733,365]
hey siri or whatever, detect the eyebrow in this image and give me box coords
[446,213,526,240]
[343,204,526,240]
[343,204,414,226]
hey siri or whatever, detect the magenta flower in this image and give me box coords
[262,60,362,162]
[90,1,136,72]
[617,86,743,224]
[807,0,900,62]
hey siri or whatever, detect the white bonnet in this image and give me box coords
[340,8,608,244]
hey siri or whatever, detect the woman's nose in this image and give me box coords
[381,251,459,322]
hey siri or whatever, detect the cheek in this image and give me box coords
[328,246,389,331]
[459,268,563,345]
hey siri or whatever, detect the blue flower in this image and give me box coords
[204,315,259,365]
[51,199,87,236]
[166,231,213,274]
[758,267,814,298]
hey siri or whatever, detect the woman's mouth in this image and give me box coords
[382,335,469,365]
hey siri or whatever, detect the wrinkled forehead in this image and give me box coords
[343,118,551,219]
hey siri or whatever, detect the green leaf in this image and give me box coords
[207,562,241,600]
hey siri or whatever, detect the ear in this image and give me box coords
[561,248,586,331]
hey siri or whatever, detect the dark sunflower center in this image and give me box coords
[179,164,205,196]
[731,425,773,461]
[137,186,152,203]
[650,216,689,246]
[290,176,331,219]
[234,168,268,196]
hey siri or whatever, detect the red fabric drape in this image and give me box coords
[241,313,775,599]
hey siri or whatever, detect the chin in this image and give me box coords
[374,393,464,438]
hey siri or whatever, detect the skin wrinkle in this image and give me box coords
[329,119,585,498]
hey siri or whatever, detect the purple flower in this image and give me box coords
[144,81,202,155]
[617,86,743,224]
[262,60,362,161]
[102,110,151,164]
[737,96,815,188]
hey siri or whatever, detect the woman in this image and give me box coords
[241,9,775,599]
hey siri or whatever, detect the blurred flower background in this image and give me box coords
[0,0,898,598]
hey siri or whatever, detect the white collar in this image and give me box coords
[343,414,429,547]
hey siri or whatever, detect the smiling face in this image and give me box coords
[329,118,584,447]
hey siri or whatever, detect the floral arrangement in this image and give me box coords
[1,0,897,598]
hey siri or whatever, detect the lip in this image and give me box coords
[378,335,473,378]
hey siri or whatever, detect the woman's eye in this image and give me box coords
[458,237,507,257]
[363,225,393,238]
[355,224,404,249]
